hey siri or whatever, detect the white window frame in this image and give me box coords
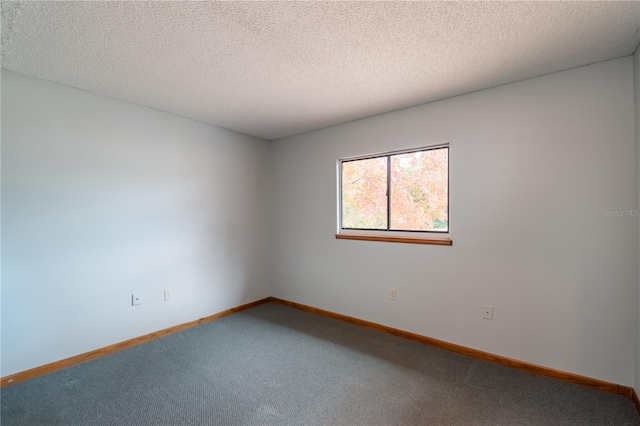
[336,144,451,246]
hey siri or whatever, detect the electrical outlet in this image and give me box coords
[389,288,397,301]
[483,305,493,320]
[132,292,142,306]
[164,289,172,301]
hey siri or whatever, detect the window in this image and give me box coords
[337,145,451,245]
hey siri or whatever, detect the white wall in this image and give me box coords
[1,70,271,376]
[270,57,636,386]
[3,57,638,387]
[634,47,640,395]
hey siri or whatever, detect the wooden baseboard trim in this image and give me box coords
[269,297,635,399]
[0,297,270,388]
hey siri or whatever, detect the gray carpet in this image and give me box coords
[2,302,639,425]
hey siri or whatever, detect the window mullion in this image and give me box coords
[386,155,391,231]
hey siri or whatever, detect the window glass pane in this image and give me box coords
[342,157,387,229]
[390,148,448,231]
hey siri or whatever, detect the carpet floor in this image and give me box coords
[2,302,639,425]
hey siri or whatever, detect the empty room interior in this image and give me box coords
[2,1,640,425]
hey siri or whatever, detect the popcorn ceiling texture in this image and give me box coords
[2,1,639,140]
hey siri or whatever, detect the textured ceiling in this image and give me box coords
[2,1,640,140]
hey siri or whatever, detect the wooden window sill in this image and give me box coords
[335,234,452,246]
